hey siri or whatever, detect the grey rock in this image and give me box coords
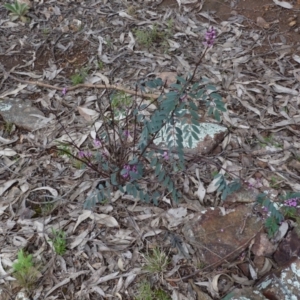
[0,98,45,131]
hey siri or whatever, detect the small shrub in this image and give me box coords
[97,60,105,70]
[70,68,88,85]
[134,24,170,49]
[49,228,67,255]
[54,28,226,209]
[4,1,29,22]
[269,176,281,189]
[143,248,169,274]
[135,281,170,300]
[12,250,38,290]
[4,121,14,134]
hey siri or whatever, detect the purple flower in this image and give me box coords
[93,139,102,148]
[179,94,187,102]
[123,130,130,137]
[285,198,299,207]
[78,150,92,159]
[122,164,130,179]
[204,27,216,47]
[62,87,68,96]
[162,151,169,160]
[122,164,138,180]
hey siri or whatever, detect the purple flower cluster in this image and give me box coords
[204,27,216,47]
[122,164,137,179]
[284,198,299,207]
[78,150,92,159]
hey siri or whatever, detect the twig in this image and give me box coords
[2,71,160,99]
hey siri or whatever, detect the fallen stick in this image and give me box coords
[2,70,160,100]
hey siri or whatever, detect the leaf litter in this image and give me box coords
[1,0,300,299]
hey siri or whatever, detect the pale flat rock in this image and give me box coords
[154,109,227,156]
[0,98,45,131]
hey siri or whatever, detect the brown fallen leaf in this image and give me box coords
[257,17,270,29]
[156,72,177,87]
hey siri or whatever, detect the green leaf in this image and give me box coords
[208,106,213,116]
[189,101,198,111]
[175,126,183,136]
[153,191,160,205]
[191,131,199,141]
[213,109,220,122]
[210,92,222,101]
[158,169,165,182]
[177,76,187,84]
[131,184,138,198]
[118,185,125,193]
[126,183,133,194]
[146,78,163,88]
[216,102,227,112]
[97,191,104,202]
[111,173,118,185]
[192,124,200,133]
[168,181,174,192]
[170,83,183,90]
[195,89,205,99]
[206,84,217,91]
[189,109,199,121]
[192,82,200,90]
[139,190,145,200]
[154,163,161,176]
[151,157,158,167]
[144,193,150,203]
[162,176,170,187]
[188,135,193,148]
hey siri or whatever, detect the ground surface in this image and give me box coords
[1,0,300,299]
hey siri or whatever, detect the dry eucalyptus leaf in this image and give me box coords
[0,148,17,156]
[273,0,293,9]
[77,106,99,122]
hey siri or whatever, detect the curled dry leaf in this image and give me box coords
[211,273,234,294]
[0,136,17,145]
[73,210,92,232]
[0,179,18,196]
[31,186,58,197]
[90,212,119,227]
[258,257,272,276]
